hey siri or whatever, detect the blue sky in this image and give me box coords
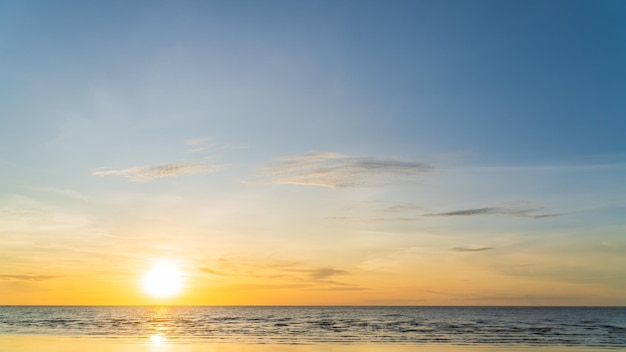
[0,0,625,305]
[3,1,626,162]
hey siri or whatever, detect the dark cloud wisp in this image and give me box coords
[451,247,493,252]
[427,203,559,219]
[261,152,432,188]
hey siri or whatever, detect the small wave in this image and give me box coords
[1,306,625,346]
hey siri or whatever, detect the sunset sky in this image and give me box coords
[1,0,625,306]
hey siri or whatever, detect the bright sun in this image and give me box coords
[142,260,183,298]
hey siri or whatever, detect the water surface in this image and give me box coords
[1,306,625,347]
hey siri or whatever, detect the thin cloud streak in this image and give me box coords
[323,216,419,222]
[260,152,432,188]
[451,247,493,252]
[306,287,369,291]
[185,137,211,146]
[185,137,247,153]
[427,202,560,219]
[199,255,355,288]
[0,274,59,281]
[199,267,225,276]
[308,267,348,280]
[460,294,579,302]
[383,203,424,213]
[92,162,220,182]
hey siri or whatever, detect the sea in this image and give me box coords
[0,306,625,348]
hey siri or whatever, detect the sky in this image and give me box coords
[1,0,625,306]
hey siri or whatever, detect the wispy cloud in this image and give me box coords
[185,137,247,153]
[459,294,579,302]
[306,286,369,291]
[427,202,559,219]
[382,203,424,213]
[497,260,626,285]
[424,289,580,303]
[0,196,90,233]
[0,274,59,281]
[199,267,225,276]
[199,255,354,287]
[35,187,90,200]
[323,216,419,222]
[322,200,425,223]
[92,162,220,182]
[451,247,493,252]
[364,298,426,305]
[185,137,211,146]
[259,152,432,188]
[308,267,348,280]
[217,283,313,291]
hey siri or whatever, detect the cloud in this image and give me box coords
[498,261,626,285]
[307,267,348,280]
[451,247,493,252]
[92,162,220,182]
[323,216,419,222]
[185,137,211,146]
[459,294,578,302]
[426,202,559,219]
[364,298,426,305]
[199,255,355,287]
[199,267,225,276]
[322,201,424,223]
[185,137,247,153]
[382,203,424,213]
[0,196,90,233]
[424,289,580,303]
[259,152,432,188]
[322,200,424,223]
[35,187,90,200]
[306,286,369,291]
[217,283,313,291]
[0,274,59,281]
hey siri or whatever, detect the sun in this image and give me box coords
[142,260,183,298]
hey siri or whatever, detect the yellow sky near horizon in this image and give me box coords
[1,229,621,306]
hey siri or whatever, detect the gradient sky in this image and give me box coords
[1,0,625,305]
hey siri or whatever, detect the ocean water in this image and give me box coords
[0,306,625,347]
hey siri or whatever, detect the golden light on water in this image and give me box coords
[142,260,183,298]
[150,334,166,344]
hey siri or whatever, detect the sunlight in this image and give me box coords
[150,334,166,344]
[142,260,183,298]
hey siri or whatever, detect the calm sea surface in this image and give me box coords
[0,306,625,347]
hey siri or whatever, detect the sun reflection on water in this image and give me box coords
[149,307,171,345]
[150,334,166,344]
